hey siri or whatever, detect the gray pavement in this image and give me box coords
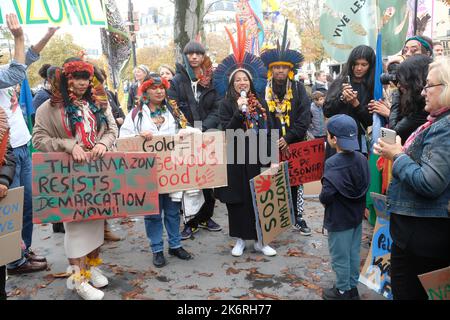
[6,198,385,300]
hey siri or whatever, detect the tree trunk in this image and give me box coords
[174,0,204,64]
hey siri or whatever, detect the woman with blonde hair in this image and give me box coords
[374,57,450,300]
[159,64,175,81]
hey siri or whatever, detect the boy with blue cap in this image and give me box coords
[320,114,370,300]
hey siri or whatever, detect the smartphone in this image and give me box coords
[380,127,397,144]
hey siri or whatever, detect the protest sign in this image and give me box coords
[280,138,325,187]
[0,187,24,266]
[418,266,450,301]
[32,152,159,224]
[250,162,295,246]
[0,0,106,27]
[419,266,450,300]
[117,131,227,194]
[359,192,393,299]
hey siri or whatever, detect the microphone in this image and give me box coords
[240,90,248,114]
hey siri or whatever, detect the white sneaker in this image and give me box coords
[90,267,109,288]
[76,281,104,300]
[231,239,246,257]
[254,242,277,256]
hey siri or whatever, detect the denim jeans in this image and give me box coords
[328,223,362,291]
[7,144,33,269]
[144,194,182,253]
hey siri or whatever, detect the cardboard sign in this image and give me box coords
[0,187,24,265]
[32,152,159,224]
[0,0,106,27]
[280,139,325,187]
[418,266,450,301]
[250,162,295,246]
[359,193,393,300]
[117,131,228,194]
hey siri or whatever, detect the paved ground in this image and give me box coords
[6,198,385,300]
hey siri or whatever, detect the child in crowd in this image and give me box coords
[319,115,370,300]
[309,91,326,139]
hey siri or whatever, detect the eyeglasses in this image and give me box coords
[422,83,445,92]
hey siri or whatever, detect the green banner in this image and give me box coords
[320,0,410,62]
[0,0,106,27]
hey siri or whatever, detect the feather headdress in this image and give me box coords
[213,17,267,98]
[260,20,304,72]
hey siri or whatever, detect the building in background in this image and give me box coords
[137,3,174,48]
[433,1,450,55]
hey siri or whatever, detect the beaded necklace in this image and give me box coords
[266,79,293,136]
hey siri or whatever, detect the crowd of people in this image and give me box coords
[0,13,449,301]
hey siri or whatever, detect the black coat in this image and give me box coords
[267,80,311,144]
[324,80,373,151]
[0,145,16,188]
[388,90,428,144]
[167,63,219,131]
[106,88,125,120]
[215,96,269,204]
[319,151,370,232]
[127,82,138,112]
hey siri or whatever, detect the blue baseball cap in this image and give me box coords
[326,114,359,151]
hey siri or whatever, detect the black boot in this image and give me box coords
[152,252,166,268]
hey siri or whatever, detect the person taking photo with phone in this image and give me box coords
[323,45,376,157]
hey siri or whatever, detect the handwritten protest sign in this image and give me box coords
[32,152,159,224]
[419,266,450,300]
[418,266,450,300]
[280,139,325,187]
[359,193,393,299]
[117,131,227,194]
[0,187,24,265]
[250,162,295,246]
[0,0,106,27]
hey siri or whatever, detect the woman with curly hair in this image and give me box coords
[388,55,432,143]
[32,58,118,300]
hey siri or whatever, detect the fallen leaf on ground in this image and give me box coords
[46,272,71,279]
[209,287,230,294]
[250,290,282,300]
[226,267,241,275]
[178,285,201,290]
[207,295,221,300]
[285,248,317,259]
[41,236,51,240]
[198,272,214,277]
[238,295,250,300]
[122,287,145,300]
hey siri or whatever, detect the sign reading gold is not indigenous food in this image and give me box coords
[0,0,106,27]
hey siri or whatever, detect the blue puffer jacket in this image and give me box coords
[387,110,450,218]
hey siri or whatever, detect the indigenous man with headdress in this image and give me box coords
[261,20,312,236]
[167,41,221,240]
[32,58,118,300]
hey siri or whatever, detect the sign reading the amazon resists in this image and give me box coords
[0,0,106,27]
[32,152,159,224]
